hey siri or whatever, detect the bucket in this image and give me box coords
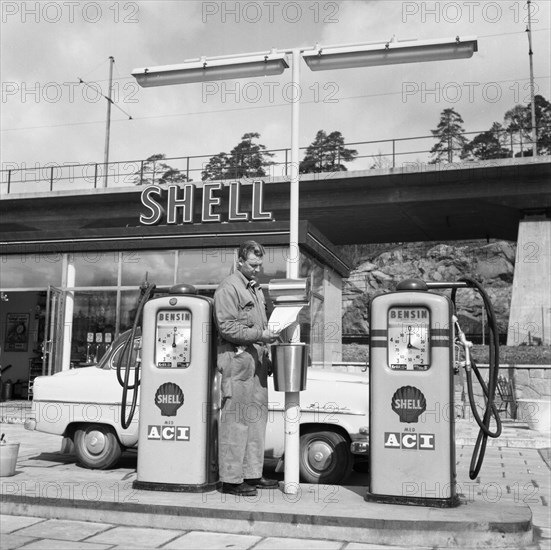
[0,443,20,477]
[271,343,309,392]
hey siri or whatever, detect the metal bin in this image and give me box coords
[271,342,309,392]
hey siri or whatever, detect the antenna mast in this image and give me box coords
[526,1,537,157]
[103,56,115,188]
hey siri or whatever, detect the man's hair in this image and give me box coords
[238,240,265,261]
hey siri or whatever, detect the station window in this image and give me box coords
[255,246,287,284]
[121,250,175,286]
[176,246,288,286]
[71,290,117,366]
[119,289,141,333]
[177,249,235,285]
[0,253,63,288]
[73,252,119,286]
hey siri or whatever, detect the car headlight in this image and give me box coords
[351,441,369,455]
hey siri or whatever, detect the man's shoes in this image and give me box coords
[244,477,279,489]
[221,482,257,496]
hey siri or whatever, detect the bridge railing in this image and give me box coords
[1,126,547,195]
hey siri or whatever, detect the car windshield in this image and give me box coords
[96,339,119,369]
[109,339,140,370]
[96,330,140,370]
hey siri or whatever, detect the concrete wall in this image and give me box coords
[463,364,551,423]
[507,218,551,346]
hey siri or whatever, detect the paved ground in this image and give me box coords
[0,401,549,549]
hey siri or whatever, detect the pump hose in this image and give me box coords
[118,282,156,430]
[451,276,502,480]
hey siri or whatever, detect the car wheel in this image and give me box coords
[299,430,353,484]
[74,424,122,469]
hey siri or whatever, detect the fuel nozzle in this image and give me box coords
[453,315,472,372]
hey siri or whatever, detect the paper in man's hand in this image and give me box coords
[268,306,303,334]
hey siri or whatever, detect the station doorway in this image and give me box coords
[0,287,65,398]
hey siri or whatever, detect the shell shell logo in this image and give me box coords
[391,385,426,423]
[154,382,184,416]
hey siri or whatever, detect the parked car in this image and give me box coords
[25,330,369,484]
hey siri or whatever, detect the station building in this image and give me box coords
[0,179,350,397]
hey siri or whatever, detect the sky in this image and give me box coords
[1,0,550,184]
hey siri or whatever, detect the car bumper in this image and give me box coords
[350,430,369,455]
[351,440,369,454]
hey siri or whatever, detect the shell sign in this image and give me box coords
[155,382,184,417]
[391,385,426,423]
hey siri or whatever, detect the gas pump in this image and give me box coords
[118,282,219,492]
[366,278,502,508]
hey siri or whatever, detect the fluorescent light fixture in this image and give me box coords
[132,53,289,87]
[303,36,478,71]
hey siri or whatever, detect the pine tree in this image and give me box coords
[429,108,468,164]
[504,104,532,157]
[201,133,274,180]
[134,154,188,185]
[299,130,358,173]
[462,122,511,160]
[533,95,551,155]
[201,152,230,181]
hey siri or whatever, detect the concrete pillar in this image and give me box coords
[61,259,75,371]
[507,217,551,346]
[323,265,343,364]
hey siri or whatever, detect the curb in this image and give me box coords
[0,491,535,549]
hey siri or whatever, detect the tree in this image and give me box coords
[201,152,229,181]
[299,130,358,173]
[531,94,551,155]
[134,154,189,185]
[226,132,274,179]
[462,122,511,160]
[429,108,468,164]
[503,104,532,157]
[370,150,394,170]
[201,133,274,180]
[503,95,551,157]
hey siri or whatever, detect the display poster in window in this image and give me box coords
[5,313,30,352]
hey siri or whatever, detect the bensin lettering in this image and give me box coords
[158,312,190,322]
[384,432,435,450]
[389,309,428,320]
[147,425,190,441]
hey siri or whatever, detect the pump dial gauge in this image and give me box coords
[155,310,191,368]
[387,307,430,370]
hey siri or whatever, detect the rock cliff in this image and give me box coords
[340,240,516,339]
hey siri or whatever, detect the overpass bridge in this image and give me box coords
[0,156,549,244]
[266,156,550,244]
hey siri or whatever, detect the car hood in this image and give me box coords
[31,366,367,412]
[269,367,368,415]
[306,368,368,385]
[32,367,135,404]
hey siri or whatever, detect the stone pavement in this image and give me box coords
[0,401,549,549]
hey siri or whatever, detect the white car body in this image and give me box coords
[26,332,369,483]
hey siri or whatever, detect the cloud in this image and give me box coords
[1,0,549,171]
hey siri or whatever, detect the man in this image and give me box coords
[214,241,280,496]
